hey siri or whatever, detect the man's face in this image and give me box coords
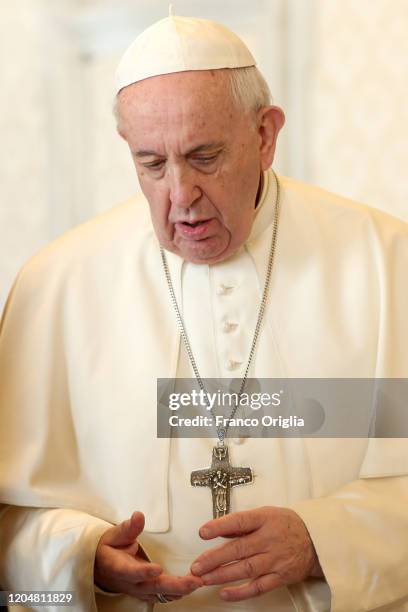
[117,70,276,264]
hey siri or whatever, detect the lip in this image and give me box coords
[175,218,216,239]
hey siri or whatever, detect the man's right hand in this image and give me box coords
[94,511,203,603]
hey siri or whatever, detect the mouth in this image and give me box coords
[182,220,206,228]
[175,218,215,239]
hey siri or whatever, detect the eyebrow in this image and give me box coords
[133,142,224,158]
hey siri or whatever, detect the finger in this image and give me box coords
[101,546,163,583]
[191,532,259,576]
[104,512,146,547]
[199,509,263,540]
[201,553,271,585]
[127,573,203,596]
[220,573,283,602]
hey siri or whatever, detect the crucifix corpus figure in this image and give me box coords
[191,446,253,518]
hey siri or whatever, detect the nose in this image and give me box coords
[168,165,202,209]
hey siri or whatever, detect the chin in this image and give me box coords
[181,242,228,264]
[181,244,241,265]
[161,235,243,265]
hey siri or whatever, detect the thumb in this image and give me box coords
[104,511,145,548]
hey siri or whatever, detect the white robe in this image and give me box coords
[0,170,407,611]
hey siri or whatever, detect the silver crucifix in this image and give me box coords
[191,446,253,518]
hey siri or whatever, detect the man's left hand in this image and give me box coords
[190,506,323,602]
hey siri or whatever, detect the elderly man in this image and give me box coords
[0,12,408,612]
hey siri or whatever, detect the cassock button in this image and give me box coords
[222,321,238,333]
[217,283,234,296]
[226,359,242,371]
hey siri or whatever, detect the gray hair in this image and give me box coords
[227,66,272,119]
[113,65,272,128]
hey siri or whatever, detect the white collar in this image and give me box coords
[246,168,277,245]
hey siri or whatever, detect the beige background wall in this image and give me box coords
[0,0,407,309]
[308,0,408,220]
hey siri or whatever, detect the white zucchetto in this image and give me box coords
[115,13,256,94]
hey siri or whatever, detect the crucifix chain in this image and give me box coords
[160,170,281,445]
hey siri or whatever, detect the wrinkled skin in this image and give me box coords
[117,69,285,264]
[94,512,202,603]
[191,506,324,602]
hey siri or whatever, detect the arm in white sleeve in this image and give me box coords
[291,475,408,612]
[0,506,111,612]
[0,505,111,611]
[0,506,153,612]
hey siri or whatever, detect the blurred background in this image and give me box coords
[1,0,407,310]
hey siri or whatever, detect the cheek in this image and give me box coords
[216,172,256,222]
[138,178,171,232]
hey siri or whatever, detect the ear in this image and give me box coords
[257,106,285,170]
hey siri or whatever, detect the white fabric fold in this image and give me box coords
[0,171,408,610]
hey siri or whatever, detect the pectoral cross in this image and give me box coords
[191,446,253,518]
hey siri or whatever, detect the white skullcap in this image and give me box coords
[115,12,256,94]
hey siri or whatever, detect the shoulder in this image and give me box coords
[15,192,154,289]
[278,174,408,243]
[3,193,157,315]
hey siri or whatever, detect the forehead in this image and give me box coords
[118,70,238,140]
[120,69,232,110]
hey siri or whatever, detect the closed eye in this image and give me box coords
[143,160,165,170]
[191,154,219,164]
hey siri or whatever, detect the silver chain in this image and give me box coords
[160,171,281,445]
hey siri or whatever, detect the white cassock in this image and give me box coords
[0,170,407,612]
